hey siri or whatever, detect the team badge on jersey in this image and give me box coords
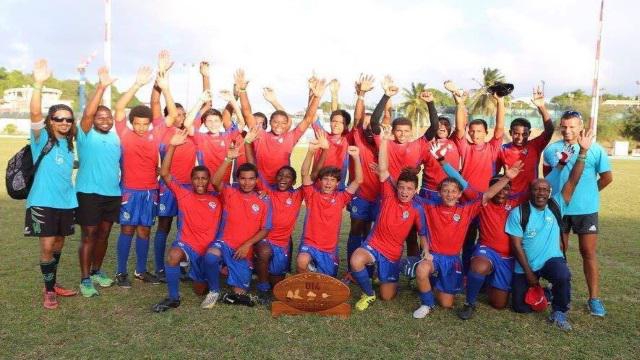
[285,197,293,206]
[208,201,217,210]
[402,210,410,220]
[521,148,528,156]
[351,206,358,214]
[453,214,461,222]
[159,204,166,212]
[122,211,131,221]
[505,204,512,211]
[251,203,260,213]
[525,229,536,238]
[278,137,284,143]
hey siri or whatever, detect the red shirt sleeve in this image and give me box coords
[167,179,189,201]
[115,117,129,136]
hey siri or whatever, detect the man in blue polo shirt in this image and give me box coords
[507,129,593,331]
[542,111,613,317]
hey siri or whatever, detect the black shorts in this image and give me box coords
[76,192,122,226]
[24,206,75,237]
[561,212,599,235]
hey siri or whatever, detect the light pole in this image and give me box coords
[103,0,112,107]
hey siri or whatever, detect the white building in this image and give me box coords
[0,86,73,114]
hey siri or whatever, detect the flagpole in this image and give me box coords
[588,0,604,138]
[103,0,112,107]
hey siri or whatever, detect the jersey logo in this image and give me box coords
[505,204,512,211]
[159,204,166,212]
[147,134,154,141]
[588,224,597,231]
[251,203,260,213]
[521,148,528,156]
[525,229,536,238]
[278,137,284,143]
[285,197,293,206]
[545,216,553,224]
[208,201,217,210]
[55,152,64,165]
[402,210,410,220]
[453,214,461,222]
[351,205,358,214]
[330,198,336,204]
[122,211,131,221]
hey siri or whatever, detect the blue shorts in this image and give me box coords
[472,245,514,291]
[159,182,192,218]
[363,244,400,283]
[172,241,206,283]
[348,196,379,222]
[430,253,463,295]
[210,240,252,290]
[262,240,290,276]
[299,244,338,277]
[119,188,158,227]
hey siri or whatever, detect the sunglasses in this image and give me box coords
[51,116,74,123]
[561,110,582,119]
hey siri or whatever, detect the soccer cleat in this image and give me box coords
[201,291,221,309]
[355,294,376,311]
[51,283,77,297]
[457,303,476,320]
[155,270,167,284]
[152,298,180,313]
[222,292,257,307]
[548,311,573,331]
[412,305,433,319]
[80,280,99,298]
[180,266,192,282]
[91,271,114,288]
[588,298,606,317]
[115,273,132,288]
[134,271,161,285]
[257,290,273,306]
[43,291,58,309]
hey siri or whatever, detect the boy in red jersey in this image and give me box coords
[204,143,272,306]
[152,129,222,312]
[296,138,363,277]
[351,124,428,311]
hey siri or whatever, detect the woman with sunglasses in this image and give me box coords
[26,59,79,309]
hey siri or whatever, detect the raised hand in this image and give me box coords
[368,162,380,175]
[430,142,447,160]
[263,87,277,103]
[381,124,393,140]
[199,61,210,77]
[443,80,459,94]
[244,126,260,144]
[227,142,240,160]
[419,90,434,102]
[169,128,189,146]
[382,75,399,97]
[311,78,327,98]
[308,71,319,91]
[234,69,248,90]
[98,66,117,88]
[158,50,174,73]
[329,79,340,94]
[33,59,52,84]
[505,160,524,179]
[531,86,545,108]
[315,129,330,149]
[578,129,594,151]
[347,145,360,157]
[219,89,235,103]
[556,144,575,164]
[197,89,212,103]
[155,70,170,90]
[355,73,375,94]
[308,139,322,152]
[452,90,468,105]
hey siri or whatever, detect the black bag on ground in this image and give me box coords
[5,141,53,200]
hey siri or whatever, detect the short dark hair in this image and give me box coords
[201,108,222,122]
[392,117,412,130]
[398,167,419,188]
[164,103,184,117]
[236,162,258,178]
[510,118,531,130]
[191,165,211,179]
[330,110,351,131]
[468,119,488,131]
[317,166,341,181]
[277,165,297,184]
[128,105,152,123]
[254,112,268,130]
[96,105,111,115]
[438,176,464,192]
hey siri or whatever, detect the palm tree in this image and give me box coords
[399,82,428,128]
[469,68,506,117]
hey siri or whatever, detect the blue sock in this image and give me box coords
[116,233,133,274]
[135,237,150,274]
[153,231,168,273]
[204,253,221,292]
[166,265,181,301]
[353,268,374,296]
[419,291,435,307]
[257,282,271,292]
[466,271,486,305]
[346,235,364,271]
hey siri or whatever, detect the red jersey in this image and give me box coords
[421,138,460,191]
[313,123,350,174]
[159,122,197,184]
[262,184,303,247]
[194,129,239,185]
[454,136,502,192]
[421,195,481,256]
[115,116,165,190]
[375,136,429,180]
[168,180,221,255]
[479,199,518,257]
[301,185,353,252]
[216,185,272,253]
[498,133,551,202]
[349,127,379,202]
[367,180,428,261]
[253,127,305,185]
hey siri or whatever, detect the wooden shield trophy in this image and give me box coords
[271,272,351,318]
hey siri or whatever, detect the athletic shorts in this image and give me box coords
[430,253,463,295]
[472,245,514,291]
[24,206,75,237]
[348,196,380,222]
[363,244,400,283]
[76,192,121,226]
[172,240,206,283]
[119,188,158,227]
[158,182,192,218]
[299,244,339,277]
[259,240,290,276]
[210,240,252,290]
[561,212,599,235]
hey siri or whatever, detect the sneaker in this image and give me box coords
[134,271,161,285]
[457,303,476,320]
[413,305,433,319]
[548,311,573,331]
[257,290,273,306]
[91,271,114,288]
[115,273,132,288]
[588,298,606,317]
[222,292,256,307]
[155,270,167,284]
[80,280,99,298]
[355,294,376,311]
[201,291,220,309]
[52,283,77,297]
[152,298,180,313]
[43,291,58,310]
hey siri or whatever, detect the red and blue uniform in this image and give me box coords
[348,126,380,221]
[498,133,551,203]
[313,122,350,188]
[252,127,305,185]
[194,129,239,186]
[420,138,460,195]
[375,136,429,181]
[454,136,502,193]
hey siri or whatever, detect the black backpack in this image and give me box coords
[5,141,54,200]
[520,198,566,259]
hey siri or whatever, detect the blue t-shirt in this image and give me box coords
[76,128,121,196]
[27,130,78,209]
[543,140,611,215]
[505,193,566,273]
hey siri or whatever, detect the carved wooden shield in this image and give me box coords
[273,273,350,312]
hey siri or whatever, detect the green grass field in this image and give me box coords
[0,136,639,359]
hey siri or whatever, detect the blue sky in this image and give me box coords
[1,0,638,112]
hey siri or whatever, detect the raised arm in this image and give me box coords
[262,87,285,112]
[482,161,523,204]
[378,124,394,182]
[155,70,178,127]
[220,90,245,129]
[296,79,326,133]
[421,91,439,140]
[183,90,211,135]
[81,67,116,134]
[310,130,330,180]
[200,61,211,94]
[345,146,363,194]
[493,93,505,140]
[445,81,468,139]
[30,59,52,139]
[115,66,153,121]
[560,130,593,204]
[160,128,189,183]
[369,75,398,135]
[329,79,340,112]
[353,74,375,127]
[301,140,322,186]
[234,69,256,130]
[243,126,260,165]
[531,86,554,140]
[151,50,174,120]
[211,143,239,192]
